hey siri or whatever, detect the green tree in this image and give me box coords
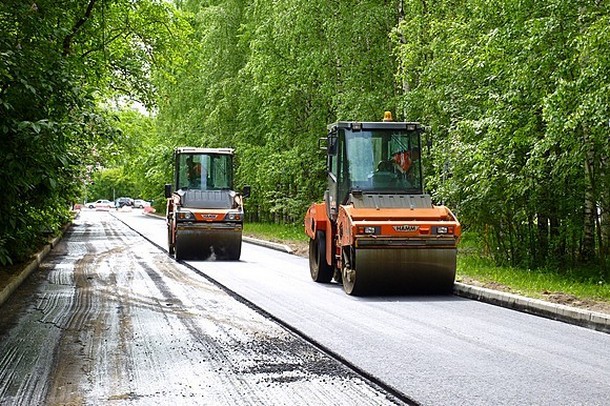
[156,0,403,222]
[0,0,186,265]
[393,0,610,276]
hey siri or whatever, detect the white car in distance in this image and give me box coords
[134,199,151,209]
[94,199,113,211]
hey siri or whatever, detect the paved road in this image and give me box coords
[118,209,610,406]
[0,211,405,406]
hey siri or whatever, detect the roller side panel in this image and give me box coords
[304,202,327,239]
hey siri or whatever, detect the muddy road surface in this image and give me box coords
[0,211,405,405]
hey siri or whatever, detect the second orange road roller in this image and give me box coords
[304,112,461,295]
[165,147,250,261]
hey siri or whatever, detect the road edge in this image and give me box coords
[243,230,610,333]
[0,223,69,308]
[244,231,610,334]
[242,236,293,254]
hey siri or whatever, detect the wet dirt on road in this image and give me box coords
[0,212,406,405]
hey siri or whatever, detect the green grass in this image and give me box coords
[244,222,308,243]
[458,256,610,301]
[457,232,610,302]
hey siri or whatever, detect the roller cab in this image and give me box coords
[166,147,250,260]
[304,113,461,295]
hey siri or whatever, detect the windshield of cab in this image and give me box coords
[344,130,422,192]
[177,153,233,190]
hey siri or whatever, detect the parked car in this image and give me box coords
[133,199,151,209]
[94,199,113,211]
[115,197,134,208]
[85,201,96,209]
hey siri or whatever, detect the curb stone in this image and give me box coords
[453,282,610,334]
[0,227,66,308]
[242,236,293,254]
[252,239,610,334]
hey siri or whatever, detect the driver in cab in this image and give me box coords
[375,147,420,188]
[188,160,207,189]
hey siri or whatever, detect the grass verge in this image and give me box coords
[458,256,610,301]
[244,222,308,243]
[457,232,610,304]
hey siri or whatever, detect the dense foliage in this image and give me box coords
[0,0,185,265]
[155,0,400,223]
[2,0,609,280]
[151,0,608,277]
[393,0,609,275]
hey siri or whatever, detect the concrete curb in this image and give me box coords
[242,236,293,254]
[454,282,610,334]
[0,229,65,308]
[243,236,610,334]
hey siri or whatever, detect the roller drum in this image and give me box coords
[344,247,456,295]
[175,228,242,260]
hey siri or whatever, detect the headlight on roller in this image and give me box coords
[357,226,379,235]
[434,226,454,235]
[177,210,194,220]
[224,211,242,221]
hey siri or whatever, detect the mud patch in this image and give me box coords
[541,291,610,315]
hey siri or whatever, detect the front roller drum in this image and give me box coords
[175,229,242,261]
[342,247,457,296]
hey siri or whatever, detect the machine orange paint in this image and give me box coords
[304,113,461,295]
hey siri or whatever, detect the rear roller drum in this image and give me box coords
[168,227,175,257]
[175,232,211,261]
[341,246,367,296]
[309,231,333,283]
[174,241,184,261]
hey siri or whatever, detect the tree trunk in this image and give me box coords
[62,0,98,56]
[581,128,597,263]
[600,152,609,259]
[396,0,410,100]
[536,213,548,266]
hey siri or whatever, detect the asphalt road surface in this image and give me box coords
[0,210,405,406]
[117,209,610,406]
